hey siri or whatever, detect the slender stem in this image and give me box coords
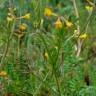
[0,21,15,69]
[53,69,61,96]
[72,0,81,57]
[17,37,20,57]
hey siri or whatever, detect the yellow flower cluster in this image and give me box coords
[44,7,74,30]
[7,12,30,22]
[6,11,29,37]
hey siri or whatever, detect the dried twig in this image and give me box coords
[72,0,81,57]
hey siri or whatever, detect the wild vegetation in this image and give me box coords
[0,0,96,96]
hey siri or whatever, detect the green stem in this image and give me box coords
[0,21,15,69]
[38,33,62,96]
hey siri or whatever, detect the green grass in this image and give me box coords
[0,0,96,96]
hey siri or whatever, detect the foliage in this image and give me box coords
[0,0,96,96]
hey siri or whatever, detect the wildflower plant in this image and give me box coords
[0,0,96,96]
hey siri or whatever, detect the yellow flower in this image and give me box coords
[19,23,27,31]
[44,8,57,17]
[45,52,48,58]
[65,21,73,28]
[85,5,93,11]
[43,51,48,61]
[54,18,63,29]
[44,8,53,17]
[79,33,88,39]
[0,71,7,77]
[7,13,15,22]
[22,13,30,20]
[7,16,13,22]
